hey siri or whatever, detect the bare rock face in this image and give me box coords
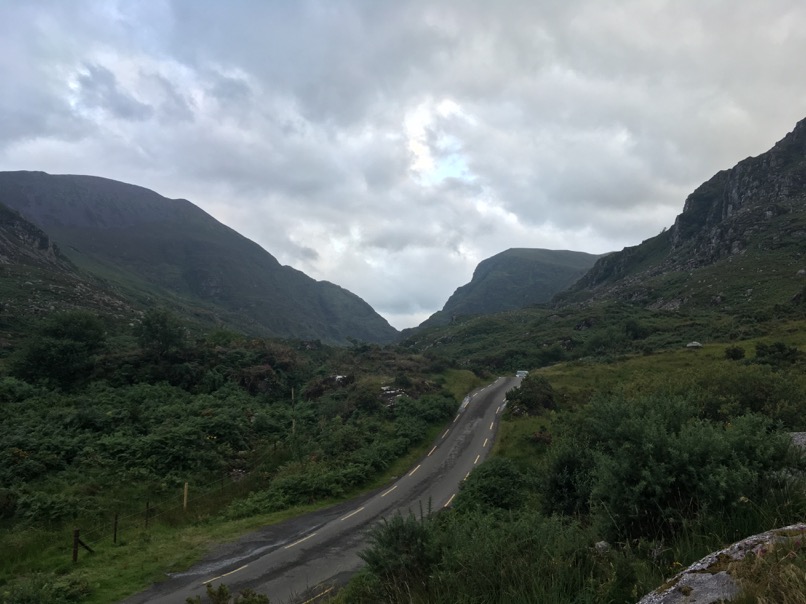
[638,524,806,604]
[0,202,72,269]
[669,117,806,262]
[568,117,806,303]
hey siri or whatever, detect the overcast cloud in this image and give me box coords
[2,0,805,328]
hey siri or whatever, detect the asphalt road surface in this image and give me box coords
[123,376,519,604]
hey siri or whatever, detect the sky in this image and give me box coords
[2,1,806,329]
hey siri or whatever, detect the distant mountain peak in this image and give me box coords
[417,247,600,329]
[0,171,398,345]
[563,116,806,308]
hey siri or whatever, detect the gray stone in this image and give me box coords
[638,524,806,604]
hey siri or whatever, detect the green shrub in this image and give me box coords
[541,395,801,541]
[684,363,806,428]
[507,374,557,414]
[454,457,531,512]
[0,572,91,603]
[725,345,746,360]
[185,583,270,604]
[755,341,802,367]
[359,511,441,601]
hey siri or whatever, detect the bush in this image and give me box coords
[755,342,801,367]
[725,345,746,360]
[454,457,531,512]
[541,395,802,541]
[0,573,91,604]
[8,311,107,390]
[685,363,806,428]
[359,511,441,600]
[507,374,556,415]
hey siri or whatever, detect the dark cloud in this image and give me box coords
[76,64,154,121]
[147,73,195,123]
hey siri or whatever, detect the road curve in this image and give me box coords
[123,376,519,604]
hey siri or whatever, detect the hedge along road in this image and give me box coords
[123,376,520,604]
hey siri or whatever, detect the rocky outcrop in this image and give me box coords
[670,118,806,257]
[0,202,72,269]
[567,117,806,303]
[638,524,806,604]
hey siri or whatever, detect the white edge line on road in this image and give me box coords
[483,438,488,447]
[340,506,364,521]
[427,445,437,456]
[408,464,421,477]
[453,414,460,423]
[442,428,450,438]
[474,454,480,465]
[443,493,456,508]
[202,564,249,585]
[489,421,494,430]
[381,485,398,497]
[285,532,317,550]
[302,586,335,604]
[464,472,470,481]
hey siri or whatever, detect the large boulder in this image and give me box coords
[638,524,806,604]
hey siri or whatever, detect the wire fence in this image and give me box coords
[64,441,287,559]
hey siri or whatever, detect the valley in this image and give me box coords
[1,116,805,604]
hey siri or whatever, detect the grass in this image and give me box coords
[439,369,486,401]
[492,414,552,463]
[535,320,806,408]
[731,541,806,604]
[0,374,476,604]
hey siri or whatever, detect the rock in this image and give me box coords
[641,571,740,604]
[594,540,611,554]
[638,524,806,604]
[790,433,806,448]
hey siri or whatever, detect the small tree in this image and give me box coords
[9,311,106,390]
[359,510,440,600]
[507,374,556,414]
[135,308,186,358]
[724,345,746,360]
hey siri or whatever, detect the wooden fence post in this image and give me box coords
[72,529,94,562]
[113,512,119,544]
[183,482,189,512]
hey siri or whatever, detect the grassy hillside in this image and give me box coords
[0,172,398,345]
[418,248,600,329]
[343,327,806,603]
[338,117,806,604]
[0,311,477,603]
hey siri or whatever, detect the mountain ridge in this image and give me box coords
[418,247,601,329]
[0,171,398,345]
[561,117,806,309]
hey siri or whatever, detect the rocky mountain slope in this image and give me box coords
[0,172,398,345]
[560,117,806,311]
[0,202,133,347]
[419,248,600,329]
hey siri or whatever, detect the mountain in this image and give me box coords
[402,117,806,371]
[419,248,600,328]
[0,172,398,345]
[559,117,806,311]
[0,201,71,270]
[0,201,132,347]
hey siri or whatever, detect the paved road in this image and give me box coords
[123,376,518,604]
